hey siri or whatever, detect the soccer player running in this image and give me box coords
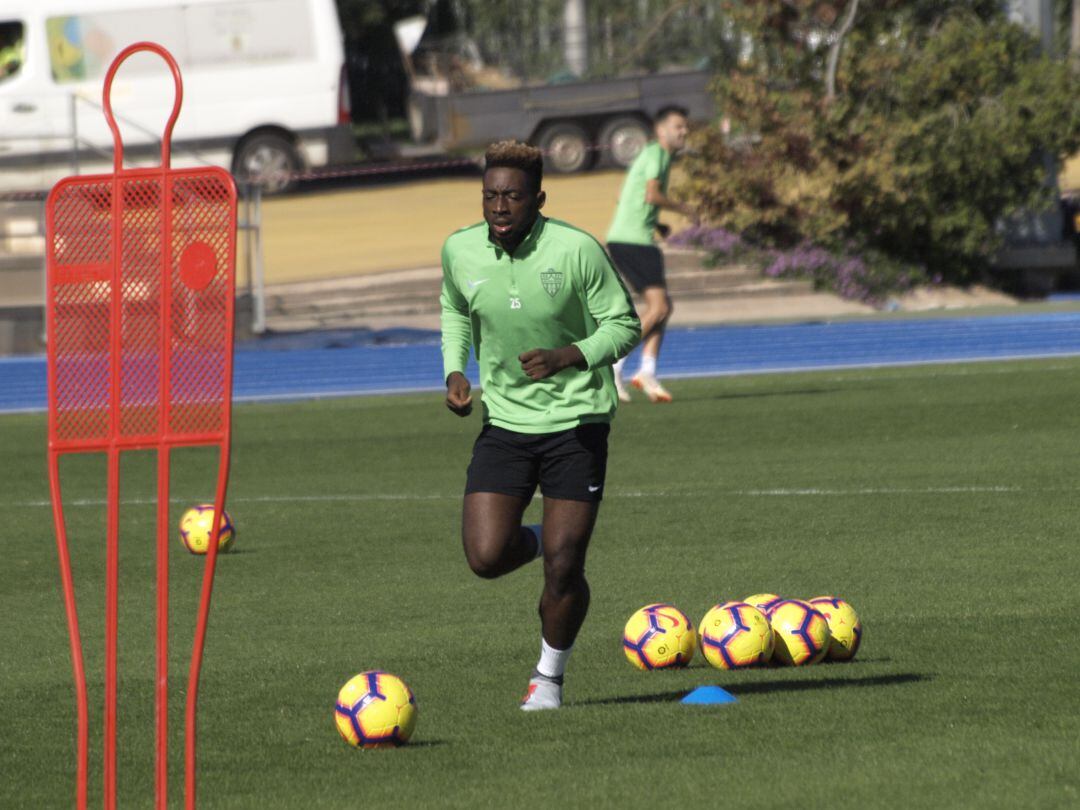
[606,106,695,403]
[441,141,640,711]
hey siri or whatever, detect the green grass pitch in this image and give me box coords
[3,357,1080,808]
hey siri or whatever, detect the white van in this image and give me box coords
[0,0,353,193]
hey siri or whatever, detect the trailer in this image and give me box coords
[406,68,714,173]
[392,16,714,173]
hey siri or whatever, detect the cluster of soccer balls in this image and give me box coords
[622,594,861,671]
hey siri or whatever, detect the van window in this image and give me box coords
[46,1,314,84]
[0,21,24,84]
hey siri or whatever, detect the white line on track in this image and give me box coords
[5,485,1025,509]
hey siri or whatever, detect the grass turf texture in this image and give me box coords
[2,357,1079,808]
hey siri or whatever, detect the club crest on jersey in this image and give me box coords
[540,268,564,297]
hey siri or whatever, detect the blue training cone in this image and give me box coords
[681,686,738,705]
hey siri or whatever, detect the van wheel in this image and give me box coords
[536,123,593,173]
[233,134,300,194]
[599,116,650,168]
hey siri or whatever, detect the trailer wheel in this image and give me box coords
[599,116,650,168]
[233,133,301,194]
[536,122,593,173]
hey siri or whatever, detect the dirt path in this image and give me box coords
[257,170,692,284]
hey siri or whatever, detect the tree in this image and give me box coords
[682,1,1080,280]
[437,0,736,80]
[1072,0,1080,69]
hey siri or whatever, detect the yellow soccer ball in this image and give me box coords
[809,596,863,661]
[769,599,830,666]
[334,671,417,749]
[743,593,784,616]
[179,504,234,554]
[699,601,774,669]
[622,603,697,670]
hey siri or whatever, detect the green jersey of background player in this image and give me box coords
[441,140,640,711]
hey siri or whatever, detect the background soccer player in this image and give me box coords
[606,106,696,403]
[441,141,640,711]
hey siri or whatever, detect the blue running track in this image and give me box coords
[3,312,1080,414]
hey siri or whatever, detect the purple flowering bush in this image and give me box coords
[670,227,927,307]
[763,244,927,306]
[667,224,745,255]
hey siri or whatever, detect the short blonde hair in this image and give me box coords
[484,140,543,191]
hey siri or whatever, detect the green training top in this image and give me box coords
[605,141,672,245]
[441,216,641,434]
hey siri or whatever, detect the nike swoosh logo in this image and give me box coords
[467,278,490,289]
[588,485,601,493]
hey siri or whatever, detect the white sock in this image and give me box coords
[536,638,572,680]
[639,355,657,378]
[613,356,626,379]
[524,524,543,558]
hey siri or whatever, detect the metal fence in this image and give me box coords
[0,95,267,348]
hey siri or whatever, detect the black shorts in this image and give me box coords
[465,423,610,502]
[607,242,666,293]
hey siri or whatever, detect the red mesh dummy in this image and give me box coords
[45,42,237,810]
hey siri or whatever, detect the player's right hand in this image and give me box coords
[445,372,473,416]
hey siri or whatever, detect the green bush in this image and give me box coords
[681,2,1080,283]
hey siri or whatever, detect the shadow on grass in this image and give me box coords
[401,739,448,749]
[575,672,929,707]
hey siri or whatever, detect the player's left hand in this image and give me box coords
[519,346,586,380]
[519,349,561,380]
